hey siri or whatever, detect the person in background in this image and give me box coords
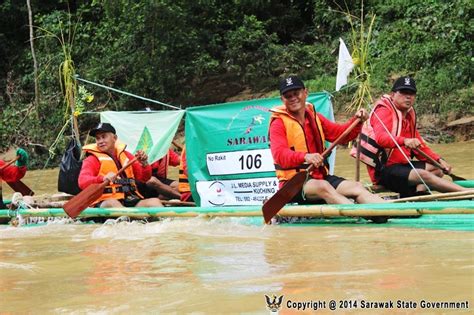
[78,122,163,208]
[138,148,181,200]
[359,76,467,197]
[178,144,194,202]
[0,148,28,209]
[269,75,386,205]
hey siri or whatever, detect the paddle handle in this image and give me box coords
[306,117,362,173]
[414,148,447,173]
[108,157,138,183]
[0,156,20,171]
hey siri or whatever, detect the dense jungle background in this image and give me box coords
[0,0,472,168]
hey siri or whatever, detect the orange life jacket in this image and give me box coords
[350,94,416,183]
[270,103,328,182]
[83,143,143,204]
[178,146,190,193]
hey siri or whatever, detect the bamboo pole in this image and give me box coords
[390,190,474,203]
[355,135,361,182]
[2,200,473,219]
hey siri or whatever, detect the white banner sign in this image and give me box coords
[196,177,279,206]
[206,149,275,175]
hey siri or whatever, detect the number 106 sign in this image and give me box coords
[206,149,275,175]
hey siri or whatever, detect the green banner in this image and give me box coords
[185,93,334,206]
[100,110,185,163]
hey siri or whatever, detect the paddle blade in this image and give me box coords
[63,182,106,218]
[7,180,34,196]
[449,173,466,181]
[262,171,308,224]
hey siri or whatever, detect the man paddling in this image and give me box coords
[78,122,163,208]
[269,75,386,205]
[0,148,28,209]
[356,76,467,197]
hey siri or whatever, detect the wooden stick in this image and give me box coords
[0,156,20,171]
[438,194,474,201]
[355,135,361,182]
[162,200,196,207]
[391,190,474,203]
[415,148,466,181]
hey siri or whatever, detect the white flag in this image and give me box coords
[336,38,354,91]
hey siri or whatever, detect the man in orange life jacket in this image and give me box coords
[78,123,163,208]
[0,148,28,209]
[269,75,386,205]
[363,76,467,197]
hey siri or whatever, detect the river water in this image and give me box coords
[0,142,473,313]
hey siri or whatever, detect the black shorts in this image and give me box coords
[378,161,426,197]
[290,174,346,205]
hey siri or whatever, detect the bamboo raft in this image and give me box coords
[1,200,473,219]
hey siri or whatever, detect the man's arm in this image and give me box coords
[128,151,152,182]
[168,149,181,167]
[413,130,441,162]
[78,155,103,189]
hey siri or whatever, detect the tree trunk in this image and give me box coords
[26,0,39,111]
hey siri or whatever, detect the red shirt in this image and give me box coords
[371,106,439,166]
[78,151,152,189]
[0,161,26,183]
[150,149,180,178]
[270,113,361,181]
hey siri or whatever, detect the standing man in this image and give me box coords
[0,148,28,209]
[78,122,163,208]
[359,76,467,197]
[269,75,385,205]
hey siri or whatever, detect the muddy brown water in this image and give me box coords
[0,142,473,313]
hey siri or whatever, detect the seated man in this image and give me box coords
[78,122,163,208]
[358,76,467,197]
[0,148,28,209]
[270,75,386,205]
[138,148,181,200]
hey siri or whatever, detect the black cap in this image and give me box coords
[392,76,417,93]
[89,122,116,137]
[279,75,305,95]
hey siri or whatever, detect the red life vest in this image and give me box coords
[350,95,416,183]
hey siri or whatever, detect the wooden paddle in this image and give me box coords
[415,148,466,181]
[7,181,34,196]
[262,118,362,224]
[63,158,138,218]
[0,156,19,171]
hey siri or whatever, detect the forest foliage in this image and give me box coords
[0,0,472,167]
